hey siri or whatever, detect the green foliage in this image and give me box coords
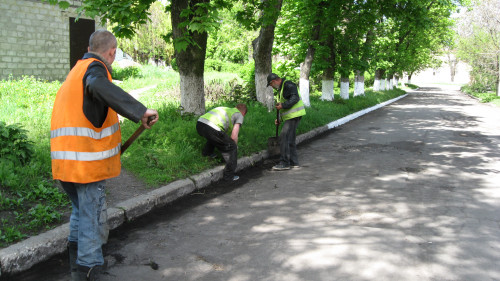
[0,223,26,245]
[204,59,243,73]
[0,76,68,247]
[236,61,257,101]
[461,85,500,103]
[112,1,175,65]
[0,122,34,165]
[455,0,499,95]
[274,60,300,82]
[206,2,255,64]
[113,65,142,80]
[405,83,419,89]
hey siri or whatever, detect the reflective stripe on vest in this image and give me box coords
[199,107,239,133]
[51,144,121,161]
[51,123,120,139]
[50,58,122,183]
[279,80,306,121]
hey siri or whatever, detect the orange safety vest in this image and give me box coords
[50,58,122,183]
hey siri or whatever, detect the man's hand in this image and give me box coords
[275,103,283,110]
[142,109,159,129]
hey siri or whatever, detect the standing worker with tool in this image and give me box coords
[267,73,306,171]
[196,104,247,182]
[50,30,158,281]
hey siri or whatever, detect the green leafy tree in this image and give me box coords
[456,0,500,95]
[114,1,174,65]
[206,3,255,65]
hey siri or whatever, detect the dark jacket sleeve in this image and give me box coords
[83,61,147,128]
[281,80,300,109]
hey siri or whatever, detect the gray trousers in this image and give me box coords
[279,116,301,166]
[196,122,237,180]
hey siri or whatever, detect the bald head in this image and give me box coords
[88,30,117,65]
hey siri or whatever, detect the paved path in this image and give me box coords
[14,86,500,281]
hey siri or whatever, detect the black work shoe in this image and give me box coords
[202,152,217,158]
[272,164,291,171]
[77,265,103,281]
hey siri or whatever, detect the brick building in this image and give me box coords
[0,0,101,81]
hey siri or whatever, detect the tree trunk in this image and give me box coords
[340,76,349,99]
[354,70,365,96]
[253,0,283,111]
[408,72,413,84]
[171,0,208,115]
[321,67,335,101]
[299,25,320,107]
[497,53,499,96]
[373,69,384,91]
[300,46,315,107]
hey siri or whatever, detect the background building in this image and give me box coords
[0,0,100,81]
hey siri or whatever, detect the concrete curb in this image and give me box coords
[0,93,408,276]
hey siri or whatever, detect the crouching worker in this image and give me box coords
[50,30,158,281]
[196,104,248,182]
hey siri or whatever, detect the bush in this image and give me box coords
[205,59,242,73]
[0,121,34,165]
[113,66,141,80]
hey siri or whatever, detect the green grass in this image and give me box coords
[0,66,406,247]
[0,76,68,246]
[460,85,500,106]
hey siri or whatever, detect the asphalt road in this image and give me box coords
[14,85,500,281]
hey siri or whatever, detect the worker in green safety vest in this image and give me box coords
[267,73,306,171]
[196,104,248,181]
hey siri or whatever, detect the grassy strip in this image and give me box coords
[0,70,405,247]
[461,85,500,107]
[0,76,67,246]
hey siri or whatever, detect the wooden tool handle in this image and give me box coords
[275,109,280,138]
[121,115,156,154]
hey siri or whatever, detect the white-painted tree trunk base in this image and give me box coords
[380,79,386,91]
[373,79,381,91]
[394,77,399,88]
[354,81,365,96]
[180,73,205,115]
[389,78,393,90]
[255,72,274,111]
[340,81,349,99]
[321,80,334,101]
[299,78,311,107]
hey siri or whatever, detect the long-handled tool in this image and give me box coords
[121,115,156,154]
[267,109,280,156]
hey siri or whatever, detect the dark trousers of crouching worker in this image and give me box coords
[196,121,237,181]
[280,116,302,166]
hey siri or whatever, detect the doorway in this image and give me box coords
[69,17,95,69]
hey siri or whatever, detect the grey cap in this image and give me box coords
[267,73,280,86]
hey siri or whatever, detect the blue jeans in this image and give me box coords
[61,180,108,268]
[280,117,302,166]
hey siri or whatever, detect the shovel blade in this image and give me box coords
[267,136,280,156]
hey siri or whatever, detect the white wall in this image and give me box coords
[411,60,471,85]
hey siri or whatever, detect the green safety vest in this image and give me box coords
[279,80,306,121]
[199,107,240,134]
